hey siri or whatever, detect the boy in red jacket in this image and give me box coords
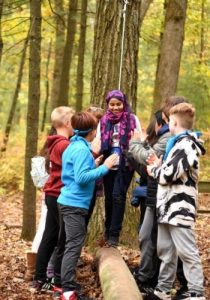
[31,106,74,291]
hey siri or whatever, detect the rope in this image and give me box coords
[118,0,129,90]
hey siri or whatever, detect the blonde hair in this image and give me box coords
[51,106,75,128]
[169,103,195,129]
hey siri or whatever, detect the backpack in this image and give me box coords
[30,156,49,188]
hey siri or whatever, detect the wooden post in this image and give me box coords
[97,247,143,300]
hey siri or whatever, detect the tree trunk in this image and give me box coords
[50,0,65,111]
[1,32,29,153]
[21,0,41,241]
[0,0,4,64]
[199,0,205,64]
[57,0,77,106]
[41,40,52,132]
[91,1,141,111]
[97,247,143,300]
[152,0,187,112]
[75,0,88,112]
[140,0,154,23]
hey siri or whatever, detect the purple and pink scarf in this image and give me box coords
[100,90,136,153]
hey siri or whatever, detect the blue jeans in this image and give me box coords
[103,167,133,240]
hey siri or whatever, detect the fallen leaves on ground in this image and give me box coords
[0,192,209,299]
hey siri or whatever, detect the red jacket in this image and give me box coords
[44,135,70,197]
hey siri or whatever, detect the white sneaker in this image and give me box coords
[190,293,206,300]
[154,288,171,300]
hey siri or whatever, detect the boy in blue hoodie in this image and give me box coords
[58,112,117,300]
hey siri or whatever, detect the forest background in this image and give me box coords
[0,0,210,242]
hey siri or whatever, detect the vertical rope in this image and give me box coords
[118,0,129,90]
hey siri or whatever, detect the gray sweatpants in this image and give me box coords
[157,223,204,294]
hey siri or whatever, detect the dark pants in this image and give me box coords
[60,205,88,293]
[137,206,160,287]
[35,195,60,281]
[53,206,66,286]
[103,167,133,240]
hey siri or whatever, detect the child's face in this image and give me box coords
[66,119,73,137]
[155,121,161,135]
[108,98,124,114]
[169,115,177,135]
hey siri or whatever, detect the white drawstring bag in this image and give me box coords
[30,156,49,188]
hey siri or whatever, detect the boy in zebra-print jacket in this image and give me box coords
[147,103,206,300]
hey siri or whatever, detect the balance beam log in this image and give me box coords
[97,247,143,300]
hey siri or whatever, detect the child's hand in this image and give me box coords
[147,165,154,176]
[95,155,104,167]
[130,129,141,141]
[146,153,162,166]
[91,137,101,155]
[104,154,118,169]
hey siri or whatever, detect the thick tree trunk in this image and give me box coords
[75,0,87,112]
[152,0,187,112]
[57,0,77,106]
[0,0,3,64]
[97,247,143,300]
[91,1,141,111]
[41,40,52,132]
[21,0,41,240]
[50,0,65,110]
[1,33,29,152]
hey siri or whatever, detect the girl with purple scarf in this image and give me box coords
[97,89,142,246]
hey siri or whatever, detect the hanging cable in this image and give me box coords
[118,0,129,90]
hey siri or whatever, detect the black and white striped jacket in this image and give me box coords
[150,134,205,229]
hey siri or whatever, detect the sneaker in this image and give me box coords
[61,290,93,300]
[173,291,190,300]
[174,291,206,300]
[29,279,53,293]
[189,292,206,300]
[52,286,62,300]
[107,236,119,247]
[154,287,171,300]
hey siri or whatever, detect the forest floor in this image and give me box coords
[0,192,210,300]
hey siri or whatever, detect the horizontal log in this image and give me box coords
[97,247,142,300]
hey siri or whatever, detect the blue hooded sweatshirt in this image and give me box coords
[57,135,109,210]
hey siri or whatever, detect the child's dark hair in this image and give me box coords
[71,112,98,137]
[162,96,189,121]
[154,110,165,126]
[146,118,158,146]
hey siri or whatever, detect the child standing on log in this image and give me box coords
[97,89,142,247]
[57,112,117,300]
[147,103,206,300]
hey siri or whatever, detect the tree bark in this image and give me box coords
[152,0,187,112]
[0,0,4,64]
[91,1,141,111]
[41,40,52,132]
[57,0,77,106]
[1,32,29,152]
[199,0,205,64]
[75,0,88,112]
[21,0,41,240]
[50,0,65,110]
[97,247,143,300]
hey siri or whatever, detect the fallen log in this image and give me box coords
[97,247,143,300]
